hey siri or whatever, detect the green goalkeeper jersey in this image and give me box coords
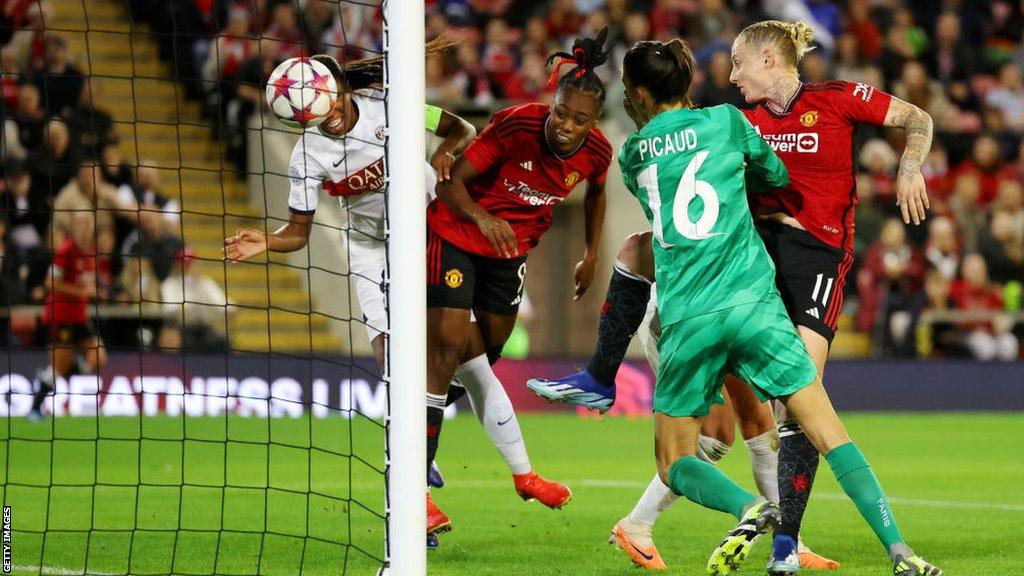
[618,104,789,327]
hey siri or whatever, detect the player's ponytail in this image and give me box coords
[545,26,609,104]
[737,20,815,68]
[622,38,696,107]
[314,37,459,91]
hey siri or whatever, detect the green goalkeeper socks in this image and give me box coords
[667,455,756,520]
[826,442,905,551]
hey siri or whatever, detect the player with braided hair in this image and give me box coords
[424,28,614,535]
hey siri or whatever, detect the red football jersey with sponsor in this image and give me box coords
[427,103,612,258]
[42,238,94,325]
[744,81,893,253]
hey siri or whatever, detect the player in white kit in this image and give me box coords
[223,50,572,540]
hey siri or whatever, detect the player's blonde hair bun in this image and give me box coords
[738,20,816,67]
[788,21,815,58]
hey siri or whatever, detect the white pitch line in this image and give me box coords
[11,565,122,576]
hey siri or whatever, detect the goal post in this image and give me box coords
[382,1,427,575]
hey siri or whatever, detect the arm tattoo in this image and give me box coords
[892,103,933,182]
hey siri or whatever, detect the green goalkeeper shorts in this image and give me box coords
[654,297,819,418]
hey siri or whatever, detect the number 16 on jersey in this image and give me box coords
[637,150,724,246]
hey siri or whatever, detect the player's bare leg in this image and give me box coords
[528,232,654,410]
[655,413,780,576]
[425,307,472,534]
[771,378,942,576]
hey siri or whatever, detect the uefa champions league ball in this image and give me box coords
[265,57,338,129]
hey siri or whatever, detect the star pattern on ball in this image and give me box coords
[290,105,319,126]
[308,70,334,96]
[270,74,297,101]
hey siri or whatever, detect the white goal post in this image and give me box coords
[383,1,426,575]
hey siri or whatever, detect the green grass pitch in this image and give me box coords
[2,412,1022,575]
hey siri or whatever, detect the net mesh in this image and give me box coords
[0,0,389,574]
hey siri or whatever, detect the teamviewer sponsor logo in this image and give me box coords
[761,132,818,154]
[3,506,11,573]
[797,133,819,153]
[503,179,562,206]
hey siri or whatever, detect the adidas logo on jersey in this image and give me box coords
[805,307,820,319]
[519,161,533,171]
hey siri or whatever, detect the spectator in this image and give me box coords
[65,77,115,157]
[947,173,987,252]
[426,51,465,106]
[10,82,45,154]
[200,7,254,118]
[684,0,735,58]
[923,12,977,89]
[263,2,303,61]
[481,18,517,95]
[921,143,953,205]
[300,0,336,55]
[993,180,1024,239]
[117,251,160,304]
[799,52,830,84]
[951,134,1016,206]
[520,15,554,58]
[833,33,874,84]
[858,138,898,206]
[892,7,929,57]
[978,210,1024,285]
[846,0,882,60]
[918,266,963,357]
[879,26,917,84]
[0,159,48,300]
[546,0,584,39]
[693,50,744,109]
[856,218,926,354]
[950,253,1019,360]
[0,214,25,309]
[892,60,959,133]
[853,174,887,257]
[51,161,128,248]
[451,41,493,106]
[158,247,231,351]
[923,216,961,281]
[985,62,1024,134]
[99,140,134,189]
[1,47,20,112]
[32,35,83,116]
[503,52,556,103]
[26,118,78,203]
[229,37,282,169]
[121,208,183,281]
[120,164,181,229]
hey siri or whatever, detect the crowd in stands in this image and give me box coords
[2,0,1022,359]
[417,0,1024,360]
[0,0,229,351]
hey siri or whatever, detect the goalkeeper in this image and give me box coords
[532,38,943,576]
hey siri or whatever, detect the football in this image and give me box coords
[265,57,338,129]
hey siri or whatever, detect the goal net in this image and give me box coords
[0,0,423,574]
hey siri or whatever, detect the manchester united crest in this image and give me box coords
[564,171,581,187]
[799,111,819,128]
[444,268,464,288]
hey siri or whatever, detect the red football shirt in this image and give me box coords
[427,103,612,258]
[42,237,94,325]
[744,81,893,254]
